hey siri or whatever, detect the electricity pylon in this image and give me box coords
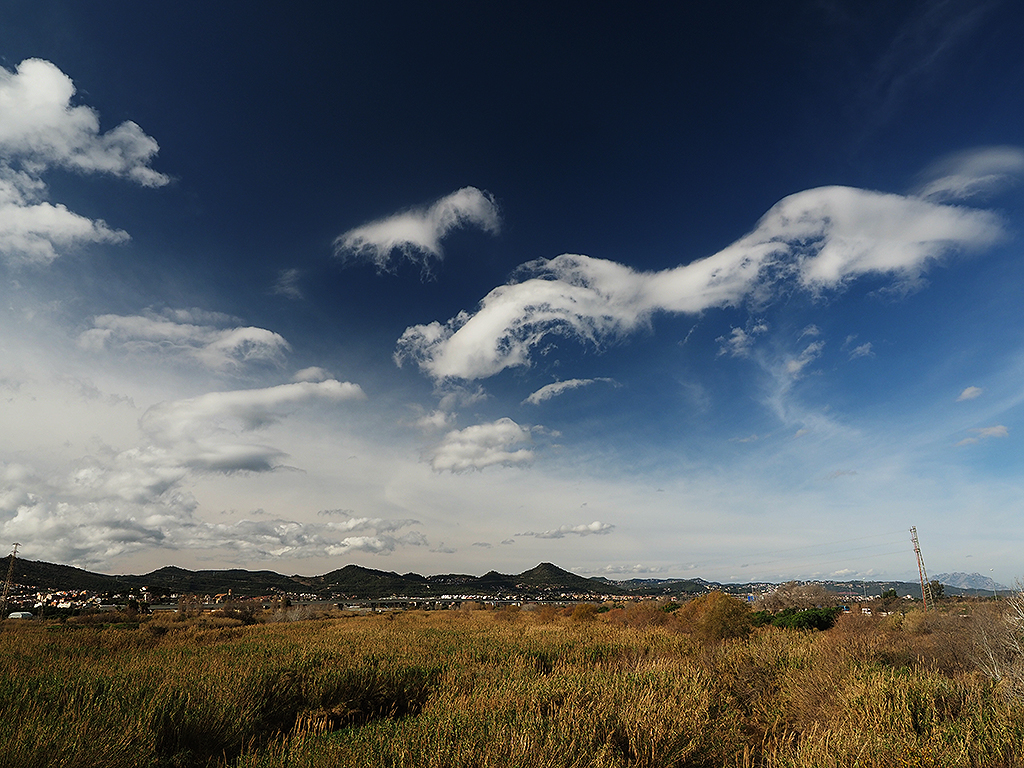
[910,527,933,611]
[0,543,20,618]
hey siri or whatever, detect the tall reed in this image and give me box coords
[1,606,1022,767]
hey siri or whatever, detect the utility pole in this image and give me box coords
[910,527,932,611]
[0,543,20,618]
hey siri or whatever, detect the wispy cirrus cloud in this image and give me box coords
[956,425,1008,446]
[517,521,615,539]
[786,341,825,377]
[397,184,1003,381]
[915,146,1024,202]
[523,378,616,405]
[848,342,873,360]
[0,58,167,266]
[272,268,303,299]
[428,417,533,472]
[717,322,768,358]
[79,308,291,372]
[334,186,500,274]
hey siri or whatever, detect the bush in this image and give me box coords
[753,607,842,631]
[756,581,839,611]
[676,592,752,642]
[971,589,1024,697]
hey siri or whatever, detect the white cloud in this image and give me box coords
[293,366,332,383]
[334,186,500,274]
[957,386,983,401]
[199,519,426,558]
[716,323,768,358]
[141,380,366,447]
[0,59,166,265]
[0,59,169,186]
[523,378,616,405]
[785,340,825,377]
[0,378,373,566]
[0,168,131,265]
[517,521,615,539]
[397,186,1002,381]
[436,383,488,412]
[848,342,873,359]
[47,380,366,510]
[956,425,1008,446]
[586,563,667,575]
[79,309,291,372]
[413,409,455,430]
[915,146,1024,202]
[428,417,533,472]
[272,268,303,299]
[0,485,425,565]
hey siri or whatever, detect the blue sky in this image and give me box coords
[2,2,1023,584]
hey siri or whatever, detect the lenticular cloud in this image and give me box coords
[334,186,500,274]
[397,185,1003,381]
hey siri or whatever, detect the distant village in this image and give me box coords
[2,576,954,622]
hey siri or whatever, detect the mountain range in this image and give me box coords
[5,557,1009,601]
[933,572,1009,592]
[7,558,706,600]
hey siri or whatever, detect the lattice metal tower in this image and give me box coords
[0,543,20,617]
[910,527,933,611]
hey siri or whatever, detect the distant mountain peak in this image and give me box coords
[521,562,570,577]
[934,572,1009,592]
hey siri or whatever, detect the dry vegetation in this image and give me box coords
[2,593,1024,767]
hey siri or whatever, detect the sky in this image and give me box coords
[1,2,1023,585]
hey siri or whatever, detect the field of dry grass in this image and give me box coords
[1,597,1023,767]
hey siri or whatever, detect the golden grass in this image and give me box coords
[1,606,1022,767]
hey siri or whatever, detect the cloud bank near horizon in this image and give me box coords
[0,378,370,566]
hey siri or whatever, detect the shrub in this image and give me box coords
[971,589,1024,697]
[755,606,842,631]
[676,592,752,642]
[756,581,839,611]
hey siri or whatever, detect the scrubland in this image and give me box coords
[2,595,1024,768]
